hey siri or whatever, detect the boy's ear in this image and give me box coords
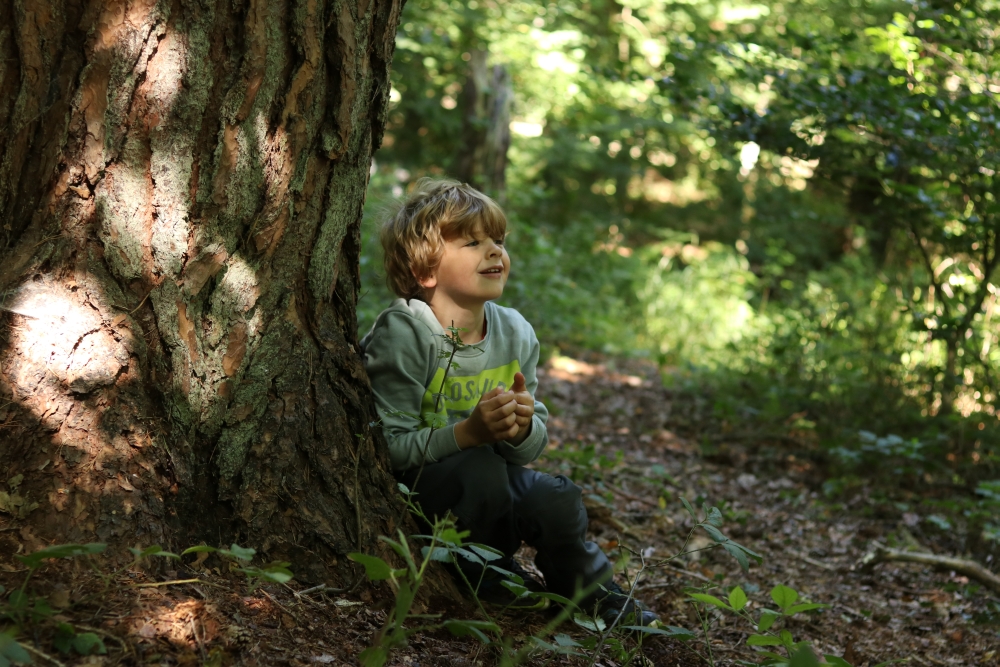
[414,269,437,290]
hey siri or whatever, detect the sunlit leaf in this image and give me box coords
[572,614,606,632]
[468,544,503,561]
[15,543,106,569]
[443,619,498,643]
[182,545,219,556]
[771,585,799,610]
[129,545,180,560]
[420,546,453,563]
[729,586,748,611]
[747,634,783,646]
[225,544,256,562]
[348,553,393,581]
[438,528,469,545]
[785,603,830,615]
[688,593,731,610]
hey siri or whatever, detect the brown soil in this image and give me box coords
[2,355,998,666]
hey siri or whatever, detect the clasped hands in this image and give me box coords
[454,372,534,449]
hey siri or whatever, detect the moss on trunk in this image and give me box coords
[0,0,406,585]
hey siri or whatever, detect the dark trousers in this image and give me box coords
[399,447,612,602]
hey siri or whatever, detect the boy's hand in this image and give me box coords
[507,372,535,445]
[455,387,519,448]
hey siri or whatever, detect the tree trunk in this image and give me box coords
[0,0,406,585]
[455,49,512,198]
[940,337,958,416]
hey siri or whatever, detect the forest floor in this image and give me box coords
[2,355,999,666]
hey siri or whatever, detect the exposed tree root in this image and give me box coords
[858,542,1000,594]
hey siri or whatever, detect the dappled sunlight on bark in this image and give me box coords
[0,0,409,589]
[0,273,169,547]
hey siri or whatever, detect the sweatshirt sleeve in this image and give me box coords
[363,311,461,471]
[495,321,549,465]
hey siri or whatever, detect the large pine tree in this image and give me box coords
[0,0,405,585]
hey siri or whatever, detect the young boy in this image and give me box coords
[361,179,658,627]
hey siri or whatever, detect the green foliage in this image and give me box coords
[687,582,835,666]
[0,540,290,662]
[0,630,30,667]
[53,623,106,657]
[351,487,773,666]
[178,544,292,588]
[348,1,1000,660]
[361,0,1000,575]
[347,499,524,667]
[15,543,106,570]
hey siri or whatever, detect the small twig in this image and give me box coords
[857,542,1000,594]
[282,582,324,608]
[294,583,330,597]
[190,617,207,662]
[642,563,713,585]
[790,550,839,572]
[20,643,67,667]
[608,484,660,509]
[111,289,152,315]
[32,233,61,249]
[836,604,868,619]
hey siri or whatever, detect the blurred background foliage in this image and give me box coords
[358,0,1000,548]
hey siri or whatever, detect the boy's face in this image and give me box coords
[418,225,510,307]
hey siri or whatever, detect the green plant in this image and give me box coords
[348,507,501,667]
[0,540,290,663]
[0,629,30,667]
[687,583,831,666]
[1,543,110,662]
[179,544,293,589]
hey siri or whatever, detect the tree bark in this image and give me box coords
[456,49,512,198]
[0,0,406,585]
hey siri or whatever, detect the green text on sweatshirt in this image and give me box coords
[360,299,549,472]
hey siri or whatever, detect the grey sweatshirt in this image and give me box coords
[360,298,549,472]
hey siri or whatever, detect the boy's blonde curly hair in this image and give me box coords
[380,178,508,300]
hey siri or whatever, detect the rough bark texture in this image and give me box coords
[0,0,406,585]
[456,49,512,197]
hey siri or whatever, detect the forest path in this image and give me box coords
[530,354,998,666]
[3,356,997,667]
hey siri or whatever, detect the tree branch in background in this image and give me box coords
[457,48,512,197]
[857,542,1000,595]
